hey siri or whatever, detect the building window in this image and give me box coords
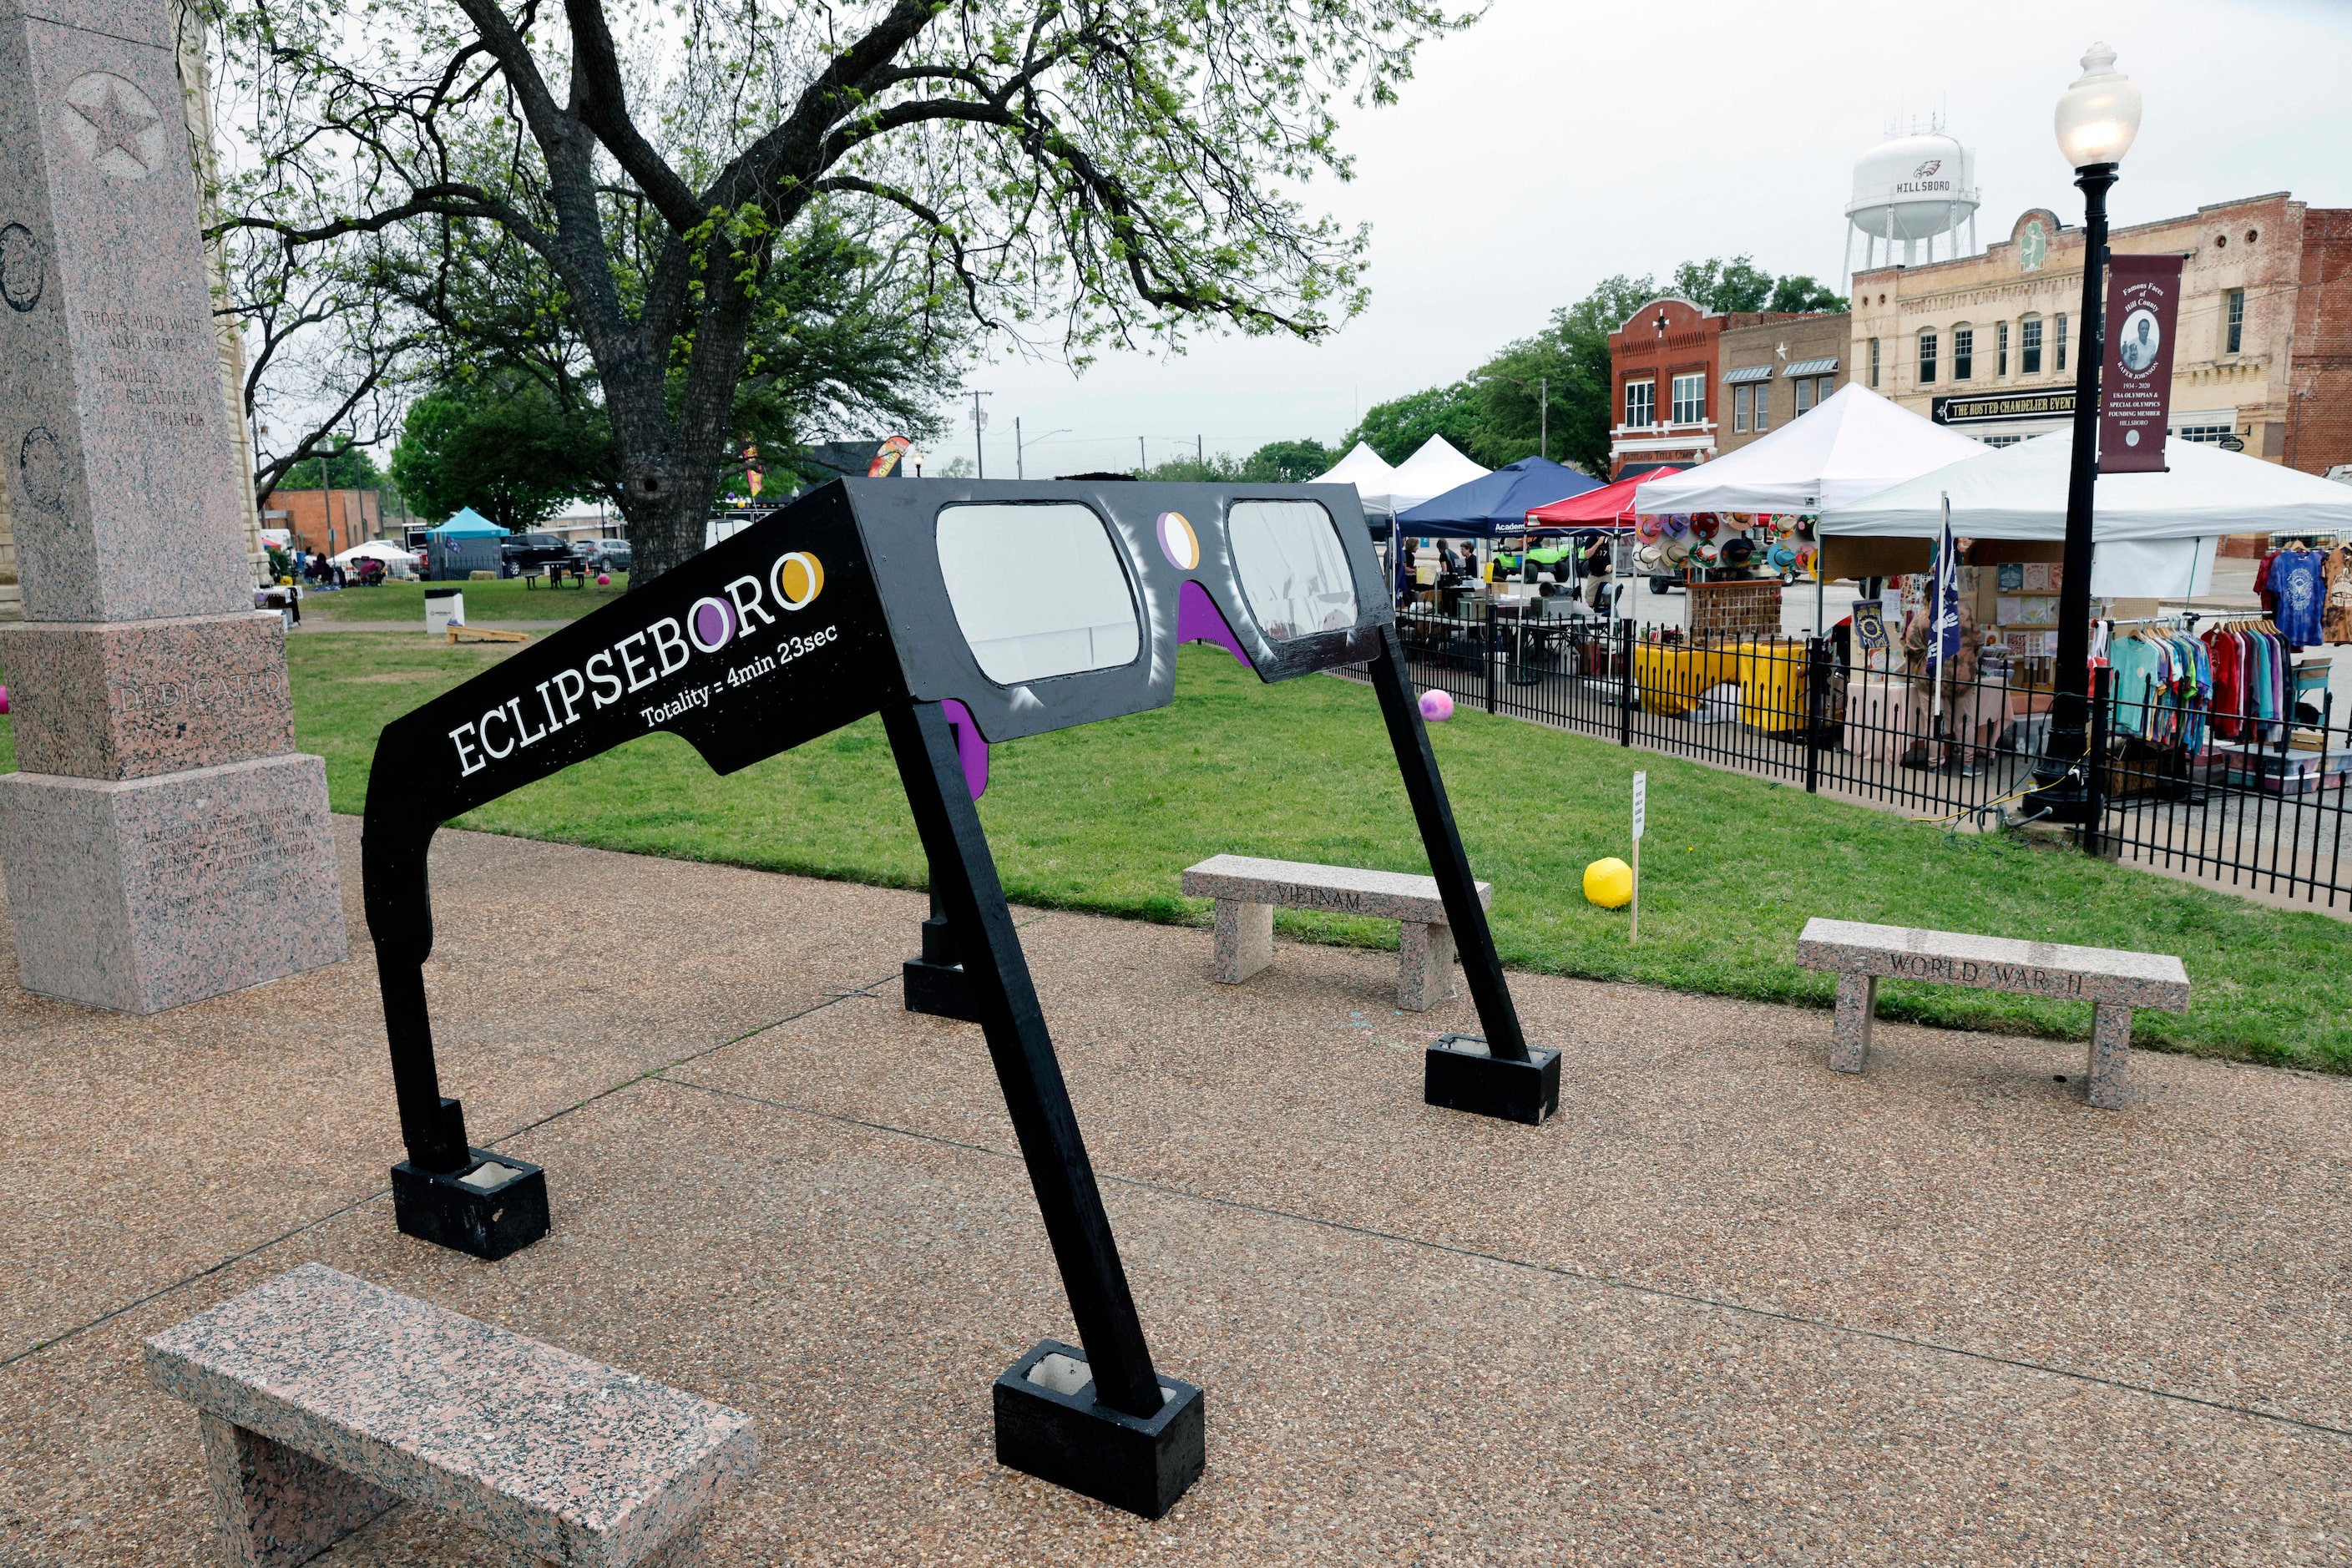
[2056,314,2067,371]
[2226,290,2245,356]
[1671,372,1704,425]
[1996,321,2010,376]
[1753,382,1770,432]
[1733,384,1752,432]
[1981,434,2024,448]
[2021,316,2043,374]
[2177,420,2235,445]
[1624,380,1654,428]
[1869,337,1880,388]
[1918,329,1938,385]
[1794,378,1813,417]
[1952,326,1975,380]
[1815,375,1836,407]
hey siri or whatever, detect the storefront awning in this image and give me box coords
[1722,365,1773,385]
[1783,357,1839,377]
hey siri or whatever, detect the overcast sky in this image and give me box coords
[957,0,2352,478]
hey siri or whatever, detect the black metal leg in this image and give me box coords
[363,822,549,1260]
[882,701,1164,1415]
[1366,625,1529,1060]
[883,701,1204,1517]
[1366,626,1560,1125]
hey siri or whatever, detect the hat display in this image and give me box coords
[1692,540,1720,566]
[1689,513,1720,541]
[1663,513,1691,539]
[1635,543,1663,569]
[1767,539,1798,570]
[1662,536,1692,566]
[1719,537,1757,567]
[1636,513,1663,541]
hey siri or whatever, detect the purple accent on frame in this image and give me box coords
[1176,580,1253,670]
[941,699,989,800]
[691,597,736,648]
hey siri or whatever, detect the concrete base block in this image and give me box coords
[0,752,346,1012]
[994,1340,1204,1520]
[1830,973,1876,1074]
[1210,898,1272,984]
[1395,920,1456,1011]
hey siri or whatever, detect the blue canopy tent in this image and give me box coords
[426,508,507,580]
[1394,458,1603,539]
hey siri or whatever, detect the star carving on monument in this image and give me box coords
[72,80,159,172]
[1775,341,1788,361]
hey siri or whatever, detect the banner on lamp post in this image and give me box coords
[2098,254,2184,473]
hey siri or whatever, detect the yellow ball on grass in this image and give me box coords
[1583,857,1633,909]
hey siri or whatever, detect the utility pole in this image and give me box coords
[1540,376,1549,463]
[1138,435,1146,474]
[1015,417,1023,480]
[970,390,991,478]
[1196,433,1203,468]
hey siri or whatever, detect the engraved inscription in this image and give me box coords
[18,426,65,510]
[61,73,165,180]
[82,308,209,429]
[0,222,41,311]
[1880,951,2086,996]
[130,809,309,913]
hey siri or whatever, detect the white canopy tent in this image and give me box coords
[1378,435,1490,517]
[1819,432,2352,597]
[1635,382,1985,517]
[331,539,418,565]
[1311,441,1400,515]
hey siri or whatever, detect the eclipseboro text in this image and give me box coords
[445,549,825,778]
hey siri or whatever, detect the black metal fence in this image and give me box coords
[1355,607,2352,910]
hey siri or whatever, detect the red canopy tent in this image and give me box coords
[1523,468,1687,529]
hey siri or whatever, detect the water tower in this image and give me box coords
[1844,117,1980,286]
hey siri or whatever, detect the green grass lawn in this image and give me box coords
[297,574,632,623]
[246,630,2352,1073]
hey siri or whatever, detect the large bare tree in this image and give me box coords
[210,0,1466,578]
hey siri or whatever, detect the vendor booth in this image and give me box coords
[1629,384,1989,637]
[1397,456,1602,538]
[423,508,505,580]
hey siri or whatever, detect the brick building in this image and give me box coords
[1850,190,2352,474]
[1715,312,1853,457]
[261,487,383,556]
[1608,300,1843,476]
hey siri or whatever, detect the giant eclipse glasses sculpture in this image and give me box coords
[362,479,1555,1518]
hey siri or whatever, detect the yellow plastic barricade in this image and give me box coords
[1737,640,1809,733]
[1634,640,1741,716]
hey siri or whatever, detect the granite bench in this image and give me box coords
[1795,918,2191,1109]
[1181,853,1490,1011]
[144,1263,757,1568]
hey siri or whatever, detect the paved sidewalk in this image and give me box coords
[3,823,2349,1564]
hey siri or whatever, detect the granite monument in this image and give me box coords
[0,0,345,1011]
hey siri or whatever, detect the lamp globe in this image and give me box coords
[2055,42,2142,169]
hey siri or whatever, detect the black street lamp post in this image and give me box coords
[2026,43,2142,825]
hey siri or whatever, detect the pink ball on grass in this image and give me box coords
[0,685,10,716]
[596,573,611,586]
[1419,689,1454,722]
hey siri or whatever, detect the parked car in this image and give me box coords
[578,539,632,574]
[499,532,574,577]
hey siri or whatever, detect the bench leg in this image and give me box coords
[1830,973,1876,1074]
[2087,1003,2132,1110]
[199,1411,397,1568]
[1396,921,1456,1012]
[1211,898,1272,984]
